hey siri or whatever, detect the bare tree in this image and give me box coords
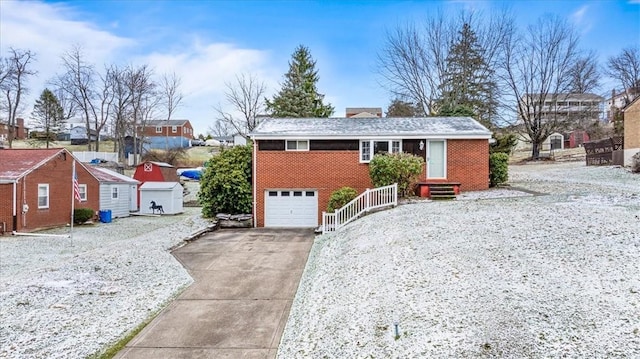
[0,48,36,148]
[209,119,231,137]
[159,72,184,122]
[377,10,512,117]
[499,16,580,159]
[57,45,99,150]
[568,52,601,94]
[213,73,266,136]
[605,46,640,104]
[159,72,184,149]
[108,65,133,161]
[127,65,156,165]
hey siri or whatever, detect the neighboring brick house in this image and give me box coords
[346,107,383,118]
[0,117,28,141]
[249,117,492,228]
[622,96,640,166]
[0,148,99,234]
[138,120,194,150]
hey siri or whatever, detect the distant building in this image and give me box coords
[346,107,383,118]
[70,126,98,145]
[0,117,28,141]
[605,88,640,123]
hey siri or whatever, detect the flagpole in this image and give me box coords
[70,160,75,241]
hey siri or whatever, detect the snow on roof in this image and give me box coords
[0,148,66,180]
[89,167,139,184]
[139,181,182,190]
[136,161,174,168]
[250,117,492,139]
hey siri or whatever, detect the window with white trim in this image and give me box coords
[111,186,119,199]
[38,184,49,209]
[78,184,87,201]
[286,140,309,151]
[172,126,177,133]
[360,139,402,162]
[155,126,162,133]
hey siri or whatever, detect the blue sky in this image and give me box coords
[1,0,639,135]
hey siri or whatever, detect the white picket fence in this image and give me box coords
[72,151,119,163]
[322,183,398,234]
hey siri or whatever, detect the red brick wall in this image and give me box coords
[254,138,489,227]
[255,150,373,227]
[0,157,100,233]
[139,123,194,140]
[444,139,489,191]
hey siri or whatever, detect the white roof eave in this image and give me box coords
[251,133,492,140]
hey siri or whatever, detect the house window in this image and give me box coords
[78,184,87,201]
[392,141,401,153]
[111,186,119,199]
[360,140,402,163]
[286,140,309,151]
[172,126,177,133]
[144,163,152,172]
[360,141,371,162]
[155,126,162,133]
[38,184,49,209]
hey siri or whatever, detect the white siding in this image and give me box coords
[99,183,131,218]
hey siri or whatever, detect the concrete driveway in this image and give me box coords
[116,228,315,359]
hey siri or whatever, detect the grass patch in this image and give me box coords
[87,314,156,359]
[87,282,192,358]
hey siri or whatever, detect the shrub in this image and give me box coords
[489,152,509,187]
[490,133,517,154]
[327,187,358,212]
[74,208,94,224]
[632,152,640,173]
[369,152,424,197]
[198,145,252,217]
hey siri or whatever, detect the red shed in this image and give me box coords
[132,161,180,209]
[564,130,590,148]
[133,161,180,183]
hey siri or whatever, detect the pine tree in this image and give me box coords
[437,23,498,129]
[266,45,334,118]
[31,88,65,148]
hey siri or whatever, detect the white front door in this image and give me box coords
[427,140,446,179]
[265,190,318,227]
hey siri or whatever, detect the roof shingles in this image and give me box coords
[250,117,491,138]
[0,149,64,180]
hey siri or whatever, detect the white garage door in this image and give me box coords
[265,190,318,227]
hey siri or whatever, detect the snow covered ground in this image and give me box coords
[0,206,214,358]
[279,162,640,358]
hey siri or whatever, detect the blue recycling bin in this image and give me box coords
[99,209,112,223]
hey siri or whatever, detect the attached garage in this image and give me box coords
[264,190,318,227]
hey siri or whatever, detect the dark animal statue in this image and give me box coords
[150,201,164,214]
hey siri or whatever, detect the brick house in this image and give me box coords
[0,148,99,234]
[249,117,492,228]
[0,117,28,141]
[137,119,194,150]
[622,96,640,166]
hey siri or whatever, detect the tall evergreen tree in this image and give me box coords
[31,88,65,148]
[437,23,498,129]
[266,45,334,118]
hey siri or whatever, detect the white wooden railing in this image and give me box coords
[322,183,398,234]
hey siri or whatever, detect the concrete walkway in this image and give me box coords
[116,228,315,359]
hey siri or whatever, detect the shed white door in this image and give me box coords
[265,190,318,227]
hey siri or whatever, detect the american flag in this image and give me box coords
[73,161,82,201]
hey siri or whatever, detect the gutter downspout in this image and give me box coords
[12,180,17,235]
[252,140,257,228]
